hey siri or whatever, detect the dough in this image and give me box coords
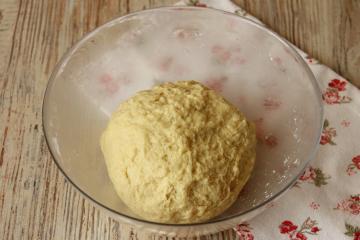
[100,80,256,223]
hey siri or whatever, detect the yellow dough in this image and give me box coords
[100,80,256,223]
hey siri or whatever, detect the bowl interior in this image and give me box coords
[43,7,322,224]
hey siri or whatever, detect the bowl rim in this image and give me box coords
[42,6,324,227]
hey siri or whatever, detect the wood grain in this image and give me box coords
[1,0,359,239]
[233,0,360,87]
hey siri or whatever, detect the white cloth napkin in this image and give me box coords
[177,1,360,239]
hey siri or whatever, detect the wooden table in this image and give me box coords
[0,1,359,239]
[234,0,360,88]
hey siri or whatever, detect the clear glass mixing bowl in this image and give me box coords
[43,6,323,237]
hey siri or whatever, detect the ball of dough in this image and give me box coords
[100,80,256,223]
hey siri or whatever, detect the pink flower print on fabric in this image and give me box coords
[335,194,360,215]
[322,79,352,104]
[347,155,360,176]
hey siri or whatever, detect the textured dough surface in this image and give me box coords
[100,80,256,223]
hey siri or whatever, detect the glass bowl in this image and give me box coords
[43,6,323,237]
